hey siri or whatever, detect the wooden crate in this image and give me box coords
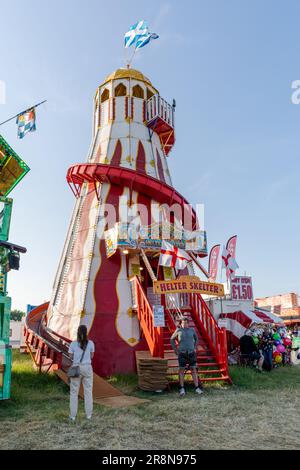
[136,351,168,392]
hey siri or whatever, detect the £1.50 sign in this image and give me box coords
[231,276,253,301]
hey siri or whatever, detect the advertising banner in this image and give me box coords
[231,276,253,301]
[208,244,220,281]
[114,222,207,255]
[104,226,118,258]
[153,275,225,297]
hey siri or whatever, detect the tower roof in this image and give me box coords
[99,68,158,93]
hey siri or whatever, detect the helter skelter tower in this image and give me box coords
[46,67,208,376]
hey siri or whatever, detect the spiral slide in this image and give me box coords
[24,304,148,408]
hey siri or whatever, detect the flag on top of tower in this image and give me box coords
[136,32,159,49]
[124,20,159,49]
[124,20,148,48]
[16,108,36,139]
[159,241,191,270]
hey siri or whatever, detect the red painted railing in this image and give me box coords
[164,307,177,336]
[24,302,72,372]
[130,276,164,358]
[189,293,229,376]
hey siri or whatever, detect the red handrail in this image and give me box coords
[131,276,164,358]
[164,307,177,335]
[189,293,229,373]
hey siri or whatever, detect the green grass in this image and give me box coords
[0,352,69,422]
[0,351,299,450]
[229,363,300,390]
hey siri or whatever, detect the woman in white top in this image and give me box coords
[68,325,95,421]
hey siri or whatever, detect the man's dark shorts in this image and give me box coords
[246,351,261,361]
[178,351,197,369]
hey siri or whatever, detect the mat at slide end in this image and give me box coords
[55,370,149,408]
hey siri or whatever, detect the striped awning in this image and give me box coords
[220,307,284,342]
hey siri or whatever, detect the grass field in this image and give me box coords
[0,351,299,450]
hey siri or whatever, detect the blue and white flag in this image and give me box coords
[136,32,159,49]
[16,108,36,139]
[124,20,148,48]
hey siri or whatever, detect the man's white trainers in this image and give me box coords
[195,387,203,395]
[69,416,76,422]
[179,387,185,397]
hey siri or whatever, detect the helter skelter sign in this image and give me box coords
[153,276,225,296]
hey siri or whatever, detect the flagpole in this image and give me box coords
[127,45,138,67]
[189,252,209,279]
[0,100,47,127]
[220,265,224,318]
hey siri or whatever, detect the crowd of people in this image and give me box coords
[238,324,300,371]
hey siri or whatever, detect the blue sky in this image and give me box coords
[0,0,299,310]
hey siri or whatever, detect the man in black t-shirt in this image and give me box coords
[240,331,264,371]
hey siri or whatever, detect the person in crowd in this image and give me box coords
[239,330,264,372]
[68,325,95,421]
[261,326,274,371]
[170,317,203,397]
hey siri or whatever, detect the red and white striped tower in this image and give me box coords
[46,68,205,376]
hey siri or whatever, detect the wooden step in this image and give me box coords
[166,368,221,375]
[160,309,231,386]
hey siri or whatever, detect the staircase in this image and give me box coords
[131,276,231,385]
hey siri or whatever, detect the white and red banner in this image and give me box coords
[208,244,220,281]
[231,276,253,301]
[225,235,238,279]
[159,241,191,270]
[222,246,239,279]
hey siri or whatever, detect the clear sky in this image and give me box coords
[0,0,299,311]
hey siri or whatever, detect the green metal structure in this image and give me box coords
[0,134,29,400]
[0,197,13,399]
[0,135,30,197]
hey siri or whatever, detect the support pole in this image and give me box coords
[140,249,157,282]
[0,100,47,127]
[189,252,209,279]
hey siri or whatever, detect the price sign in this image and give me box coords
[231,276,253,301]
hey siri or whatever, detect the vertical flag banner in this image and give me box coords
[226,235,238,279]
[208,244,220,281]
[16,108,36,139]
